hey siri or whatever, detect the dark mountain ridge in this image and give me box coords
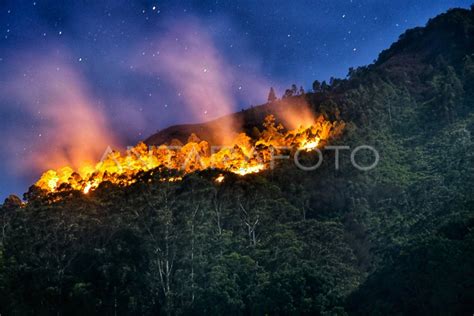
[144,96,311,145]
[145,6,474,146]
[1,6,474,316]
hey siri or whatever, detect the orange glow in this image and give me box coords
[300,137,320,152]
[35,114,344,194]
[83,183,92,194]
[215,174,225,183]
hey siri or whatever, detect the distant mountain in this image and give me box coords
[2,6,474,316]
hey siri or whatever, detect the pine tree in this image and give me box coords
[312,80,321,92]
[267,87,277,103]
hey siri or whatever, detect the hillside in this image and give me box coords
[1,6,474,316]
[144,97,312,145]
[146,7,474,146]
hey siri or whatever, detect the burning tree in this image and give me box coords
[34,114,345,196]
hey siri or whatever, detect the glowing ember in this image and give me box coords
[215,174,225,183]
[47,178,59,191]
[83,183,92,194]
[300,137,320,151]
[232,164,266,175]
[35,114,345,194]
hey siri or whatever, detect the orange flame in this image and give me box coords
[35,115,344,194]
[215,174,225,183]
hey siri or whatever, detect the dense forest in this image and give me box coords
[1,6,474,315]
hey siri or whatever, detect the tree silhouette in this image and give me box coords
[321,80,329,92]
[283,89,293,98]
[312,80,321,93]
[291,84,298,95]
[267,87,277,103]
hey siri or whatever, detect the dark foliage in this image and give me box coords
[1,7,473,316]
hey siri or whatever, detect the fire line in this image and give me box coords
[35,115,345,194]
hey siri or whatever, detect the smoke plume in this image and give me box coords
[2,53,117,175]
[133,18,270,143]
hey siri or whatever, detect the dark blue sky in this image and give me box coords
[0,0,471,199]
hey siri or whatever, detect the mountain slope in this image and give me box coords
[144,97,311,145]
[1,6,474,316]
[145,7,474,146]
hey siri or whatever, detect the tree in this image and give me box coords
[1,195,20,245]
[267,87,277,103]
[426,63,464,124]
[291,84,298,95]
[299,86,305,95]
[251,127,261,139]
[312,80,321,93]
[0,241,6,313]
[133,181,181,315]
[321,80,329,92]
[283,89,293,98]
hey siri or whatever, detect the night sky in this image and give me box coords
[0,0,471,199]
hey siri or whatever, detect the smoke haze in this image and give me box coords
[1,53,117,175]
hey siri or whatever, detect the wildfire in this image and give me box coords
[215,174,225,183]
[300,137,320,152]
[83,183,92,194]
[35,114,345,194]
